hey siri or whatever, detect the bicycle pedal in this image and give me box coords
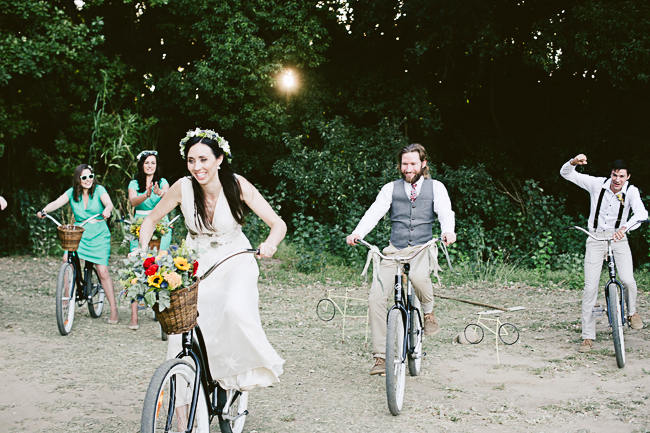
[592,304,605,317]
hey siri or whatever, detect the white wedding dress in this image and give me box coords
[166,176,284,391]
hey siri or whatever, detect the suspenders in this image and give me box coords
[593,179,626,231]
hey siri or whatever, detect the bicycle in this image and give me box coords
[356,237,451,416]
[571,220,648,368]
[43,212,106,336]
[463,308,523,363]
[140,248,258,433]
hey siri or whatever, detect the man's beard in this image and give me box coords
[402,169,424,184]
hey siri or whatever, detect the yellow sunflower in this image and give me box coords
[147,274,164,288]
[174,257,190,271]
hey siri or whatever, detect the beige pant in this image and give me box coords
[369,244,434,358]
[582,231,638,340]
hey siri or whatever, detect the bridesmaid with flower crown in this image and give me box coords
[127,150,172,330]
[37,164,120,324]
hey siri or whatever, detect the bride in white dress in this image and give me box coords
[138,128,286,393]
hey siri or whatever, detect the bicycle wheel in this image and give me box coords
[316,298,336,321]
[407,310,423,376]
[385,308,406,416]
[86,267,105,318]
[141,359,209,433]
[218,390,248,433]
[160,324,168,341]
[607,283,626,368]
[464,323,484,344]
[498,322,520,345]
[56,262,76,336]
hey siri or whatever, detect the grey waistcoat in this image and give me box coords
[389,179,435,249]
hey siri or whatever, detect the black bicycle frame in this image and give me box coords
[67,251,94,301]
[388,262,421,362]
[174,325,234,432]
[603,243,627,327]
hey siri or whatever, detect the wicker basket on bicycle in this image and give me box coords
[148,238,161,250]
[57,225,85,251]
[154,279,199,334]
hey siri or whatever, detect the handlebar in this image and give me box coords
[570,219,648,241]
[41,212,102,227]
[199,249,259,281]
[355,237,453,270]
[118,214,181,228]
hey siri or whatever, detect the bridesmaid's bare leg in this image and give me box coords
[95,264,119,322]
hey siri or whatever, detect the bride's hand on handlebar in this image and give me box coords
[256,242,277,259]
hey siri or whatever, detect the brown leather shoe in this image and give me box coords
[630,313,644,330]
[578,339,594,353]
[369,357,385,376]
[424,312,440,336]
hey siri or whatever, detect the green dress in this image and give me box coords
[65,185,111,266]
[128,178,172,251]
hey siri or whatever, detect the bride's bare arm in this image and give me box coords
[139,180,183,250]
[237,175,286,258]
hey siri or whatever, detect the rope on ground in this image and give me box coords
[433,293,508,311]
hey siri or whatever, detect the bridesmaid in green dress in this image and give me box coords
[127,150,172,329]
[37,164,119,323]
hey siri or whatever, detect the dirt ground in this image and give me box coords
[1,255,649,433]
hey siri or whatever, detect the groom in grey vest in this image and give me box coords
[346,143,456,375]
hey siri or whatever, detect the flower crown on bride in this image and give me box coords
[179,128,231,160]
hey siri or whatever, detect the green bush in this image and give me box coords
[270,117,588,273]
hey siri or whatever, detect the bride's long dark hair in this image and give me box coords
[184,136,246,228]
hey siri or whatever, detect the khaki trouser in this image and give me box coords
[369,244,434,359]
[582,231,638,340]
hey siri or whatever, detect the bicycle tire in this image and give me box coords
[607,282,626,368]
[160,324,168,341]
[316,298,336,321]
[407,310,423,376]
[464,323,484,344]
[498,322,520,345]
[385,308,406,415]
[86,267,105,318]
[56,262,76,336]
[141,358,209,433]
[217,390,249,433]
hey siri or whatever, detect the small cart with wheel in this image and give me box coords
[463,306,525,363]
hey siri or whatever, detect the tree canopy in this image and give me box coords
[1,0,648,266]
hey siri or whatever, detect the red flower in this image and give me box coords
[143,257,156,269]
[192,260,199,276]
[145,264,159,276]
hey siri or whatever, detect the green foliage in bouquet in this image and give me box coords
[128,217,169,241]
[119,242,198,311]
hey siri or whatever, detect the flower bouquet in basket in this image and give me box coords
[119,242,199,334]
[127,218,169,250]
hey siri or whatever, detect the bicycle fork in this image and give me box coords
[604,245,627,328]
[392,264,417,362]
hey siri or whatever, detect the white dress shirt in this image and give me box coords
[353,177,455,239]
[560,160,648,231]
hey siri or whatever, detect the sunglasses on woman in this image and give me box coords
[80,174,95,181]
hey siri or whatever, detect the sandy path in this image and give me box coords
[1,256,648,432]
